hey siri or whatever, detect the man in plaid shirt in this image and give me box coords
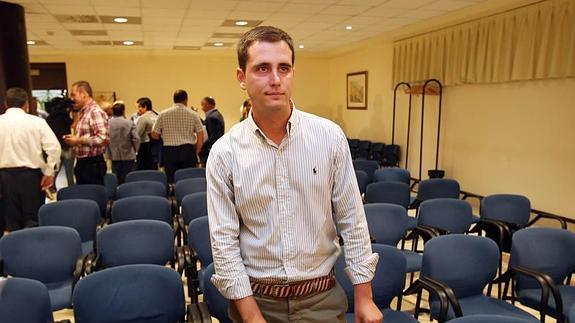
[64,81,109,185]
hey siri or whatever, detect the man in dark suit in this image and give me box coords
[199,96,225,164]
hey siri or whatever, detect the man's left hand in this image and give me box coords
[63,134,83,146]
[354,299,383,323]
[40,175,54,191]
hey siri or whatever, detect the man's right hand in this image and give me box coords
[233,296,267,323]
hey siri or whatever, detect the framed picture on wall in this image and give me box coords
[347,71,368,109]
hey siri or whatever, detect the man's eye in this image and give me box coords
[258,66,268,72]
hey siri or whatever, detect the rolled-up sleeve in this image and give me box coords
[206,140,253,299]
[331,130,378,284]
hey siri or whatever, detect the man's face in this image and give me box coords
[137,104,146,116]
[237,40,294,114]
[200,99,209,113]
[70,86,87,110]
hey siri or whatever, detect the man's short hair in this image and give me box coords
[173,90,188,104]
[72,80,93,97]
[137,97,153,111]
[5,87,28,108]
[237,26,295,72]
[203,96,216,107]
[112,101,125,116]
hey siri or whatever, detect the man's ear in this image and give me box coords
[237,67,246,90]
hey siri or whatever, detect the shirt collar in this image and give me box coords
[5,107,26,114]
[247,100,299,139]
[79,99,96,114]
[174,103,187,109]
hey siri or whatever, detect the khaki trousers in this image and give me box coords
[228,282,348,323]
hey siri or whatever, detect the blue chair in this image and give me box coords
[39,199,101,255]
[413,178,460,208]
[336,244,417,323]
[0,226,83,311]
[116,180,167,199]
[447,315,536,322]
[417,199,473,235]
[73,264,186,323]
[180,192,207,244]
[185,216,212,300]
[203,263,232,323]
[506,227,575,322]
[365,182,411,208]
[411,234,537,322]
[111,196,173,224]
[0,277,54,323]
[58,184,108,217]
[174,167,206,182]
[103,173,118,200]
[355,170,369,195]
[125,170,168,192]
[373,168,411,185]
[364,204,421,274]
[353,160,379,182]
[175,178,207,208]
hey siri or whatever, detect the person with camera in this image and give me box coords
[45,95,75,191]
[64,81,109,185]
[0,88,61,231]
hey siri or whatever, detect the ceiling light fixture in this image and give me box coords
[27,40,36,45]
[123,40,134,46]
[299,45,304,49]
[214,42,224,47]
[346,26,353,30]
[114,17,128,23]
[235,21,248,26]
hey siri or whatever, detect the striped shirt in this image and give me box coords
[152,103,203,147]
[207,107,378,300]
[74,100,109,158]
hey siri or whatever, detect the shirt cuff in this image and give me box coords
[344,252,379,285]
[210,272,253,300]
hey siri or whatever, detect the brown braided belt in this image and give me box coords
[250,270,336,298]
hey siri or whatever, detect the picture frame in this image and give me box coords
[347,71,368,109]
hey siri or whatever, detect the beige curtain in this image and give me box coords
[393,0,575,86]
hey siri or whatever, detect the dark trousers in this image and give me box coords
[75,155,107,185]
[112,160,135,184]
[0,168,44,231]
[163,144,197,183]
[137,142,157,170]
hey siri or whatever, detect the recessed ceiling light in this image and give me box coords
[114,17,128,23]
[123,40,134,46]
[299,45,304,49]
[235,21,248,26]
[213,42,224,47]
[346,26,353,30]
[27,40,36,45]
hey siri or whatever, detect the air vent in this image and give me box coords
[70,30,108,36]
[212,33,243,39]
[81,40,112,46]
[173,46,201,50]
[56,15,99,24]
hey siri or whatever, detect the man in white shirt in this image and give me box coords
[207,26,382,323]
[0,88,61,232]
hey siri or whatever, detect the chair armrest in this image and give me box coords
[404,277,451,322]
[423,277,463,320]
[105,200,113,219]
[527,213,567,229]
[184,246,200,303]
[409,199,421,209]
[73,254,89,288]
[417,224,446,237]
[512,265,563,318]
[175,246,186,276]
[471,219,509,248]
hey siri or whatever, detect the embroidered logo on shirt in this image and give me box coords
[313,167,317,174]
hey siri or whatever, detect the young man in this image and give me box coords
[207,26,382,323]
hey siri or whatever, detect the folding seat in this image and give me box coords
[125,169,168,192]
[0,226,84,311]
[116,180,166,199]
[353,159,379,183]
[58,184,109,218]
[174,167,206,183]
[73,264,186,323]
[336,244,418,322]
[503,227,575,322]
[39,199,101,255]
[406,234,538,322]
[0,277,54,323]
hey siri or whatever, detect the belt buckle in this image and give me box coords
[271,284,290,298]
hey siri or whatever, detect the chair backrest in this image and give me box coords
[103,173,118,200]
[174,167,206,182]
[0,277,54,323]
[175,178,207,206]
[73,264,185,323]
[111,196,172,224]
[336,244,406,311]
[373,168,410,185]
[116,181,167,199]
[511,227,575,290]
[353,160,379,182]
[182,192,208,224]
[39,199,101,244]
[57,184,108,217]
[417,178,460,202]
[364,203,409,245]
[422,234,499,299]
[203,263,232,323]
[97,220,174,268]
[125,170,168,191]
[447,315,536,323]
[0,226,81,284]
[355,170,369,195]
[365,182,410,208]
[187,216,212,267]
[418,198,473,234]
[481,194,531,227]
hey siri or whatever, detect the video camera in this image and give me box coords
[45,97,74,115]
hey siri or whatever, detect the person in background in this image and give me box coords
[135,97,159,170]
[64,80,109,185]
[108,101,139,184]
[45,96,75,190]
[199,96,225,164]
[207,26,382,323]
[0,87,61,231]
[240,98,251,121]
